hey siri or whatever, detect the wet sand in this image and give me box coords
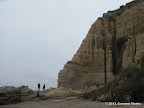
[1,100,144,108]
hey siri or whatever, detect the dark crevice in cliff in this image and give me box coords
[133,23,137,63]
[92,35,95,63]
[103,11,119,75]
[101,19,107,84]
[103,38,107,84]
[112,20,117,75]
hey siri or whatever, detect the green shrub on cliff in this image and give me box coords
[139,53,144,68]
[116,36,129,52]
[116,36,129,74]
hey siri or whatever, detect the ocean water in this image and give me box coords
[0,76,58,90]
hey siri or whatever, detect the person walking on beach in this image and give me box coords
[38,83,40,91]
[37,90,40,97]
[43,84,45,91]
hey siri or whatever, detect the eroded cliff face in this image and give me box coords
[58,0,144,89]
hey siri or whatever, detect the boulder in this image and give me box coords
[0,86,21,105]
[83,85,98,93]
[0,85,35,105]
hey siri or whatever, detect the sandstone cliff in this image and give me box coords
[58,0,144,89]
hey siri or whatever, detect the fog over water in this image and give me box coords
[0,0,133,90]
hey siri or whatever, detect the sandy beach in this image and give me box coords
[1,100,144,108]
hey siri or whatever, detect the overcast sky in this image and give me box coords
[0,0,133,90]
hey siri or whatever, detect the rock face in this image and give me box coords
[0,86,35,105]
[58,0,144,89]
[43,86,99,99]
[44,87,83,99]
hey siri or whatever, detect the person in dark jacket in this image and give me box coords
[43,84,45,91]
[38,83,40,91]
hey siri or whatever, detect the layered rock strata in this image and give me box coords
[58,0,144,89]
